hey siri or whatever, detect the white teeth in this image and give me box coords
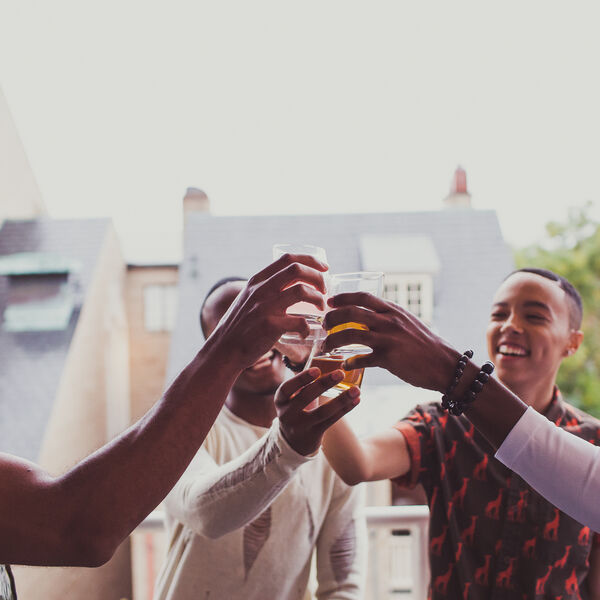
[498,344,528,357]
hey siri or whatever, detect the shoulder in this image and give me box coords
[560,400,600,442]
[397,401,447,430]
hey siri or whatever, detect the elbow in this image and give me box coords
[198,522,226,540]
[340,473,365,487]
[60,528,119,567]
[337,465,369,487]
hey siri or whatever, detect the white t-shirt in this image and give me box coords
[154,406,366,600]
[496,406,600,531]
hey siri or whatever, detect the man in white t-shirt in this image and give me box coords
[154,278,366,600]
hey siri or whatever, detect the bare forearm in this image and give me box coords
[54,340,241,564]
[322,420,372,485]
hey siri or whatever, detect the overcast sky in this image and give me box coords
[1,1,599,260]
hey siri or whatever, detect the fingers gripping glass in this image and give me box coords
[308,271,383,401]
[272,243,330,345]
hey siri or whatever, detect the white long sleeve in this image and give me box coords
[496,406,600,531]
[165,417,314,539]
[155,407,365,600]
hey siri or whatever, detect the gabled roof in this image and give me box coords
[167,209,514,388]
[0,218,111,460]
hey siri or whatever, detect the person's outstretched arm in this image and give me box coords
[321,418,410,486]
[495,406,600,532]
[165,368,360,539]
[323,293,600,529]
[323,292,527,449]
[0,253,329,567]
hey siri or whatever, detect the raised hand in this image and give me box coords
[322,292,460,393]
[208,254,328,370]
[275,368,361,456]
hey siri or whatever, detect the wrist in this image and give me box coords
[434,345,464,394]
[192,335,244,385]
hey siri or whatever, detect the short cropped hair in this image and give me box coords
[507,268,583,329]
[199,276,247,339]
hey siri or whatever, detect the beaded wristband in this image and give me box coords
[441,350,474,411]
[447,360,495,416]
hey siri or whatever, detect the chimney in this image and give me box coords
[183,187,210,219]
[443,166,472,209]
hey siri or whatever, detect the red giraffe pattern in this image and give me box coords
[430,487,439,512]
[536,565,553,595]
[473,454,488,481]
[554,545,571,569]
[507,490,528,523]
[578,526,590,546]
[463,422,475,444]
[430,526,448,556]
[433,563,453,595]
[495,539,503,555]
[444,440,458,463]
[474,554,492,585]
[463,581,471,599]
[522,536,536,559]
[461,516,478,545]
[452,478,469,508]
[455,542,464,562]
[565,568,579,595]
[446,500,454,521]
[485,490,503,519]
[544,508,560,541]
[438,413,449,430]
[496,557,517,589]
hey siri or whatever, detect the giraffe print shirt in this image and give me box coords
[394,389,600,599]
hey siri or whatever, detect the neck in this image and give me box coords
[501,375,557,414]
[225,388,277,428]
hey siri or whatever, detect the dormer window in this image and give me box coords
[359,234,440,325]
[383,274,432,323]
[0,253,81,332]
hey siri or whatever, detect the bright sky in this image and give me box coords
[1,1,599,261]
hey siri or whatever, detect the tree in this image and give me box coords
[514,202,600,417]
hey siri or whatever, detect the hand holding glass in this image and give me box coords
[308,271,383,402]
[272,243,329,346]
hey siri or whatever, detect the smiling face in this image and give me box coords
[202,280,286,396]
[486,272,582,396]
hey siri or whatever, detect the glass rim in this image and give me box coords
[330,271,384,281]
[273,243,326,253]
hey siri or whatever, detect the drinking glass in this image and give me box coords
[306,271,383,402]
[272,243,329,346]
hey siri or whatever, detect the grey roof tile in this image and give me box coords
[0,219,111,460]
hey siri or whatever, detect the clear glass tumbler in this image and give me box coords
[272,243,329,346]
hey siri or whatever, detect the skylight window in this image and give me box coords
[3,274,75,332]
[0,253,81,332]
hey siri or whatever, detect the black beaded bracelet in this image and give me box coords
[447,360,495,416]
[441,350,474,410]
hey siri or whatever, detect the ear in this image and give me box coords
[564,330,584,357]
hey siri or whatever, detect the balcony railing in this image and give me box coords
[134,505,430,600]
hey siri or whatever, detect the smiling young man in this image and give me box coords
[321,268,600,599]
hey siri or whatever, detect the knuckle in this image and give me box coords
[289,262,303,277]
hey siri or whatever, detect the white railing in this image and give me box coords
[134,505,430,600]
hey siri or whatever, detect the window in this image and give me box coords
[143,284,177,332]
[383,274,433,324]
[3,274,75,332]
